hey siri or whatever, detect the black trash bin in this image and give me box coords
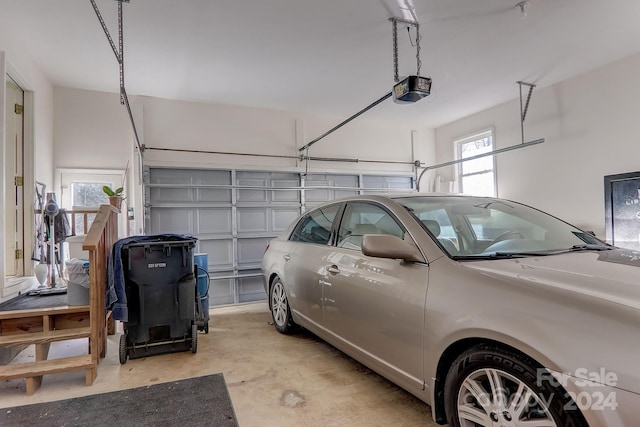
[117,235,198,364]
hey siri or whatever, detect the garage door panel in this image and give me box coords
[236,172,300,205]
[237,178,268,203]
[238,271,266,303]
[209,277,235,306]
[306,174,359,204]
[197,188,232,202]
[194,170,231,184]
[150,188,194,204]
[150,169,231,184]
[150,188,232,204]
[198,239,233,268]
[237,207,301,234]
[237,237,270,268]
[273,208,301,232]
[362,175,413,193]
[272,179,300,202]
[149,170,193,184]
[198,208,233,235]
[237,208,269,233]
[150,208,194,234]
[151,168,231,184]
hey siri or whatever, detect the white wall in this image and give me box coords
[1,28,54,301]
[434,52,640,238]
[53,88,133,171]
[53,87,435,188]
[136,94,433,174]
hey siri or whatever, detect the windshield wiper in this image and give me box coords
[492,251,552,258]
[454,251,551,260]
[491,245,614,257]
[569,244,614,252]
[454,244,616,261]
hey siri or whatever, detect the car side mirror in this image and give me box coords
[362,234,424,262]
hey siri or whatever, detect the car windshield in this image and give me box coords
[394,196,611,259]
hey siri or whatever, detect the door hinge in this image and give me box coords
[15,176,24,186]
[15,249,23,260]
[14,104,23,114]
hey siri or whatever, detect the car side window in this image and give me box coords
[289,204,340,245]
[337,202,404,251]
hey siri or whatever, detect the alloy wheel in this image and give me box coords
[271,281,288,327]
[457,368,557,427]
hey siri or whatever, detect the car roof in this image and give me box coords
[308,192,498,209]
[324,192,492,202]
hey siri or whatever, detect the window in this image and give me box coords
[290,204,340,245]
[456,129,496,197]
[337,203,404,251]
[70,182,110,235]
[59,169,125,235]
[72,182,110,208]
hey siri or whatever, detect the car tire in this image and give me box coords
[270,277,297,334]
[444,345,588,427]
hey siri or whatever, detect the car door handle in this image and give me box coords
[326,265,340,275]
[283,254,291,261]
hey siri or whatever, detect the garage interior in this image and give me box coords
[1,0,640,425]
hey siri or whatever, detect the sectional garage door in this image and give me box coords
[145,167,413,306]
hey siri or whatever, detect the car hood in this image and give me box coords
[462,248,640,310]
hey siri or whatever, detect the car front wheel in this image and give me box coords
[270,277,297,334]
[444,345,587,427]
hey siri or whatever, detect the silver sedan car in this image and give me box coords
[261,194,640,426]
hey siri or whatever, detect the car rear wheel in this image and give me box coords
[444,345,587,427]
[270,277,297,334]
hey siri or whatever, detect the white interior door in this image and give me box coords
[4,76,24,277]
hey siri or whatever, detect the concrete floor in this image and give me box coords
[0,303,440,426]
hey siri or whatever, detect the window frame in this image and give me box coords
[58,168,126,210]
[454,128,497,197]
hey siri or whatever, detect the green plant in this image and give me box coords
[102,185,124,197]
[103,161,129,198]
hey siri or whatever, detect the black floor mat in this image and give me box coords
[0,292,69,311]
[0,373,238,427]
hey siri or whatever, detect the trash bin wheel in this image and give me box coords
[191,324,198,353]
[119,334,128,364]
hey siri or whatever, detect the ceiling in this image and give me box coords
[2,0,640,128]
